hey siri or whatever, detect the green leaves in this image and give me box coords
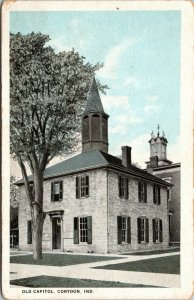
[10,32,107,170]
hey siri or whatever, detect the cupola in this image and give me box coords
[82,77,109,153]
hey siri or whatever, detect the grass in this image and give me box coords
[123,248,180,256]
[94,255,180,274]
[10,253,122,267]
[10,275,160,288]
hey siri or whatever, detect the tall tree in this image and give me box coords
[10,32,107,259]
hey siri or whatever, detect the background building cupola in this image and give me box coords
[82,77,109,153]
[146,125,172,168]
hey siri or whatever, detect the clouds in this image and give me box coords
[101,94,142,137]
[123,75,140,88]
[47,37,72,53]
[110,133,150,168]
[144,104,160,114]
[167,135,180,164]
[101,95,129,110]
[98,38,137,80]
[143,95,161,114]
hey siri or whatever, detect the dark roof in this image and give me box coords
[84,77,104,114]
[16,150,171,187]
[151,163,181,171]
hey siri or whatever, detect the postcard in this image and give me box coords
[1,1,193,299]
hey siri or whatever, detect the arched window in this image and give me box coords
[91,114,100,140]
[83,115,89,141]
[102,115,108,140]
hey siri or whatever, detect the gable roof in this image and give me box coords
[16,150,171,187]
[84,77,105,114]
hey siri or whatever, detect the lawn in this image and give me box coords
[123,248,180,256]
[94,255,180,274]
[10,275,160,288]
[10,253,122,267]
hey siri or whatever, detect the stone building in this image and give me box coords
[17,78,171,253]
[145,128,180,245]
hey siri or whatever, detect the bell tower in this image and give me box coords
[146,125,172,167]
[82,77,109,153]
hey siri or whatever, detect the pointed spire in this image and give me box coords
[157,124,160,136]
[151,130,155,138]
[84,77,104,114]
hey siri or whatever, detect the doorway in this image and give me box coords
[52,217,61,250]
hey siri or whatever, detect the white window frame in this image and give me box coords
[121,217,128,243]
[139,182,146,202]
[162,177,172,201]
[79,217,88,243]
[154,186,160,204]
[140,218,146,243]
[154,219,160,242]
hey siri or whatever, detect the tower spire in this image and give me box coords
[84,77,104,114]
[157,124,160,136]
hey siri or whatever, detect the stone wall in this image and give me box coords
[107,170,169,253]
[18,168,108,254]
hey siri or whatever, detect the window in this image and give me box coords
[74,216,92,244]
[80,217,88,243]
[27,220,32,244]
[153,185,161,205]
[51,181,63,201]
[138,182,147,203]
[117,216,131,244]
[76,175,89,198]
[162,177,172,201]
[137,217,149,243]
[118,175,129,199]
[83,115,89,141]
[92,114,100,139]
[152,219,163,243]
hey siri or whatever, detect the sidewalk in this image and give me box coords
[10,251,180,288]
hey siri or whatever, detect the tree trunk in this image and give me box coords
[32,206,44,260]
[31,167,45,260]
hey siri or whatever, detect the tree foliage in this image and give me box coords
[10,32,107,167]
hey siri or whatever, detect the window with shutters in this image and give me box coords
[73,216,92,244]
[76,175,89,198]
[137,217,149,243]
[152,219,163,243]
[117,216,131,244]
[153,185,161,205]
[118,175,129,199]
[51,181,63,201]
[138,182,147,203]
[80,217,88,243]
[27,220,32,244]
[121,217,127,242]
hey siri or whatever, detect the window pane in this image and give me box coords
[54,183,60,194]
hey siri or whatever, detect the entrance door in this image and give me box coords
[52,217,61,249]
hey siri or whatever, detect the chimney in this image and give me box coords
[150,156,158,168]
[122,146,132,168]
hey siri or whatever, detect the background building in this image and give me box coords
[146,127,180,245]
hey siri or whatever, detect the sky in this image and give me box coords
[10,10,181,172]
